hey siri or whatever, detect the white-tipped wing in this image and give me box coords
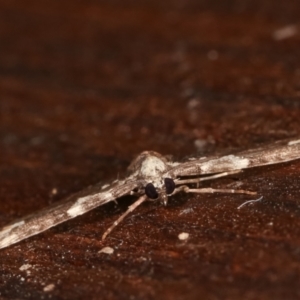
[165,138,300,178]
[0,179,137,249]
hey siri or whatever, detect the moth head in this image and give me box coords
[144,178,176,205]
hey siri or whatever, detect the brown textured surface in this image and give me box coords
[1,1,300,299]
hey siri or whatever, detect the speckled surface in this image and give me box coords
[1,1,300,299]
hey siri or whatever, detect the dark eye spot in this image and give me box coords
[145,183,159,199]
[164,178,175,195]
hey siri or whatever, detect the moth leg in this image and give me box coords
[174,185,256,195]
[175,170,243,185]
[102,195,148,240]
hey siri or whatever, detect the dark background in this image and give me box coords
[1,1,300,299]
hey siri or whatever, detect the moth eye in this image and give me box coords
[164,178,175,195]
[145,183,159,199]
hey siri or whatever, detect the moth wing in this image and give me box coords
[166,138,300,177]
[0,179,137,249]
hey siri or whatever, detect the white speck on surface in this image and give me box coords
[273,25,297,40]
[178,232,189,240]
[288,139,300,146]
[99,246,114,254]
[19,264,32,271]
[51,188,58,195]
[43,283,55,292]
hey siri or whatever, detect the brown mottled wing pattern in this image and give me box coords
[0,179,137,249]
[166,139,300,178]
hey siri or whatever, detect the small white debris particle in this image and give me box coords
[99,246,114,254]
[51,188,58,195]
[43,283,55,292]
[178,232,189,240]
[19,264,32,271]
[273,25,297,40]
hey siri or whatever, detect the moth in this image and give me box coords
[0,138,300,249]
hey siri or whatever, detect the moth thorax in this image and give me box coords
[140,155,168,179]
